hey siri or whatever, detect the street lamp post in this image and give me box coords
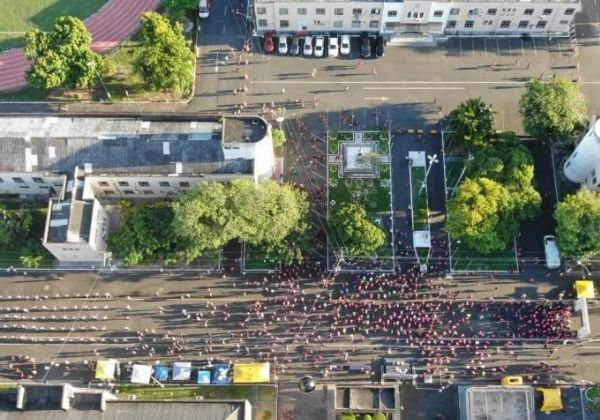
[87,60,111,100]
[577,260,592,278]
[418,154,439,195]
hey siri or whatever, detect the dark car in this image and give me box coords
[360,32,371,58]
[290,36,301,55]
[375,36,385,57]
[263,32,274,53]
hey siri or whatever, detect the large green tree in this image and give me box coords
[164,0,197,21]
[466,132,541,222]
[0,205,33,249]
[331,203,386,257]
[172,180,309,262]
[135,12,195,95]
[24,16,103,90]
[555,190,600,257]
[519,77,587,141]
[108,201,182,266]
[448,98,494,149]
[447,177,513,253]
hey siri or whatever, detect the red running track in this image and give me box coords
[0,0,161,92]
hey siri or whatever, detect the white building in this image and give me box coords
[0,115,275,263]
[253,0,581,40]
[564,117,600,191]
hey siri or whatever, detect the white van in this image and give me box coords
[199,0,209,18]
[543,235,561,269]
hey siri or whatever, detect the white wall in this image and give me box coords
[564,118,600,184]
[0,173,65,197]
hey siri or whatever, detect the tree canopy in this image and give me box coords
[24,16,103,90]
[164,0,198,21]
[554,190,600,257]
[0,205,33,249]
[108,201,182,266]
[331,202,386,257]
[135,12,195,95]
[447,177,512,253]
[448,133,541,253]
[110,180,309,265]
[519,77,587,141]
[448,98,494,149]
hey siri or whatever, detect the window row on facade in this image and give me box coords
[258,7,383,16]
[97,180,191,188]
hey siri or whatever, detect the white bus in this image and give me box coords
[199,0,209,18]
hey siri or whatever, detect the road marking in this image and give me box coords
[459,37,463,57]
[533,37,538,56]
[484,38,488,56]
[471,38,475,57]
[252,80,600,85]
[363,87,465,90]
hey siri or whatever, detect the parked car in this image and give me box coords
[328,36,339,57]
[375,36,385,57]
[543,235,561,269]
[314,36,325,57]
[360,32,371,58]
[278,36,288,54]
[290,36,301,55]
[303,36,313,56]
[340,34,351,55]
[263,32,274,53]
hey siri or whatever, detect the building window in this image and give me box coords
[446,20,456,28]
[500,20,511,28]
[256,7,266,14]
[369,20,379,28]
[518,20,529,28]
[138,181,150,187]
[352,8,362,15]
[258,19,267,27]
[12,177,24,183]
[536,20,547,28]
[39,185,49,189]
[52,181,63,186]
[371,8,381,15]
[143,190,154,195]
[593,176,598,185]
[418,12,424,18]
[316,8,325,15]
[559,19,569,24]
[0,177,3,183]
[387,10,398,17]
[19,185,29,189]
[123,190,134,195]
[333,20,343,28]
[524,8,534,15]
[542,8,553,15]
[32,177,44,183]
[279,8,288,15]
[351,20,361,28]
[433,10,443,17]
[564,8,576,15]
[98,181,109,187]
[464,20,474,28]
[468,8,480,16]
[487,8,497,15]
[407,12,412,18]
[280,20,289,28]
[334,8,343,15]
[450,8,460,15]
[297,7,307,15]
[179,182,191,187]
[159,181,170,187]
[118,181,129,186]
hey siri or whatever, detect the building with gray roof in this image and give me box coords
[0,115,274,263]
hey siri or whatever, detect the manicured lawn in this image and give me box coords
[451,240,518,271]
[242,243,279,271]
[410,166,429,231]
[0,0,108,52]
[328,130,353,154]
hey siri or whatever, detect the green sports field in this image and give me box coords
[0,0,108,52]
